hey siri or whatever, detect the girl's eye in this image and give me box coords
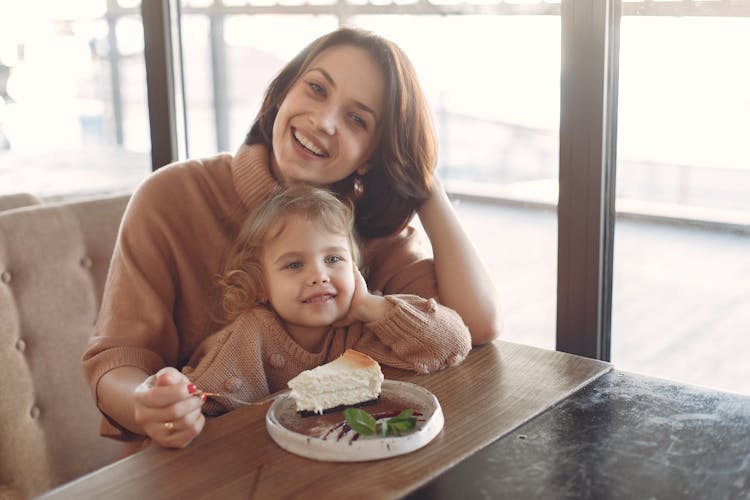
[286,262,303,270]
[325,255,344,264]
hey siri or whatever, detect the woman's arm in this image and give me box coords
[417,177,502,344]
[83,161,222,446]
[96,366,150,435]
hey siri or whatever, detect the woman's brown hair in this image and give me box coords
[216,184,362,323]
[245,27,436,239]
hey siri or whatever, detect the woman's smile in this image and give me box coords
[270,44,385,186]
[292,128,329,158]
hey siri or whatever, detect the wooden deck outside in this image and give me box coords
[451,198,750,396]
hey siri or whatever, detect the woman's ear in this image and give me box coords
[356,164,369,176]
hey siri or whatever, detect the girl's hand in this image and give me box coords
[333,267,393,327]
[133,367,206,448]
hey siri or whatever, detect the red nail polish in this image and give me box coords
[187,383,197,394]
[200,393,207,402]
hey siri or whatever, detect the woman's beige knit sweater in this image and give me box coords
[82,144,465,439]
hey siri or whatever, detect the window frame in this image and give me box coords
[557,0,620,360]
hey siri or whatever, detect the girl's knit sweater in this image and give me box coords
[184,295,471,416]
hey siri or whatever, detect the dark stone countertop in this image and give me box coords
[408,370,750,500]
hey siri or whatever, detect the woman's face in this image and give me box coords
[271,44,386,186]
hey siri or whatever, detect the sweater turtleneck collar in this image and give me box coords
[230,143,278,210]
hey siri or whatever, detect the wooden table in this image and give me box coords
[42,341,611,499]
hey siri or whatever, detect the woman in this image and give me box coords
[83,27,501,451]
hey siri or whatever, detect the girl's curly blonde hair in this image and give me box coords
[216,184,363,324]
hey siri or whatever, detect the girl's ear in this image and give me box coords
[356,164,369,176]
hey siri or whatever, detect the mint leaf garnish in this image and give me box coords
[385,409,417,436]
[344,407,417,437]
[344,408,377,435]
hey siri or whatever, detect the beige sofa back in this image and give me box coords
[0,193,42,212]
[0,194,130,498]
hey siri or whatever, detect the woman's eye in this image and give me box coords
[325,255,343,264]
[308,82,325,96]
[349,113,366,129]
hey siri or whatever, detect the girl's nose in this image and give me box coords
[308,266,330,286]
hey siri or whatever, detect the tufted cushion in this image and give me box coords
[0,194,129,498]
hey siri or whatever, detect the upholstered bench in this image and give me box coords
[0,194,130,498]
[0,193,42,212]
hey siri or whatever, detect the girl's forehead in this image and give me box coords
[266,213,347,240]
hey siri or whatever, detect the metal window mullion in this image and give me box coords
[142,0,187,170]
[209,5,229,152]
[171,0,189,159]
[105,2,124,147]
[557,0,620,361]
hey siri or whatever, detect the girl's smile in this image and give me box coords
[301,290,337,304]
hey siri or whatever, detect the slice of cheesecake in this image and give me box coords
[288,349,384,415]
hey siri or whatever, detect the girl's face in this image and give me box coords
[262,214,356,339]
[271,44,386,186]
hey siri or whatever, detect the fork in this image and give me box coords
[194,388,290,407]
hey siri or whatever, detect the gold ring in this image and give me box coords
[163,421,175,431]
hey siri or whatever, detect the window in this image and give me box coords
[613,13,750,394]
[0,1,151,199]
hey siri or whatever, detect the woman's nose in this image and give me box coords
[311,106,337,135]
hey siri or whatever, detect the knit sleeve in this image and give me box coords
[181,312,270,416]
[82,157,238,438]
[353,295,472,374]
[82,167,189,438]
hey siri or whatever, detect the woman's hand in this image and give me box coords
[333,267,393,326]
[133,367,206,448]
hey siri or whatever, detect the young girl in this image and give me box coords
[83,27,500,451]
[183,184,471,415]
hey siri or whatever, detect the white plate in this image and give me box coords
[265,380,444,462]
